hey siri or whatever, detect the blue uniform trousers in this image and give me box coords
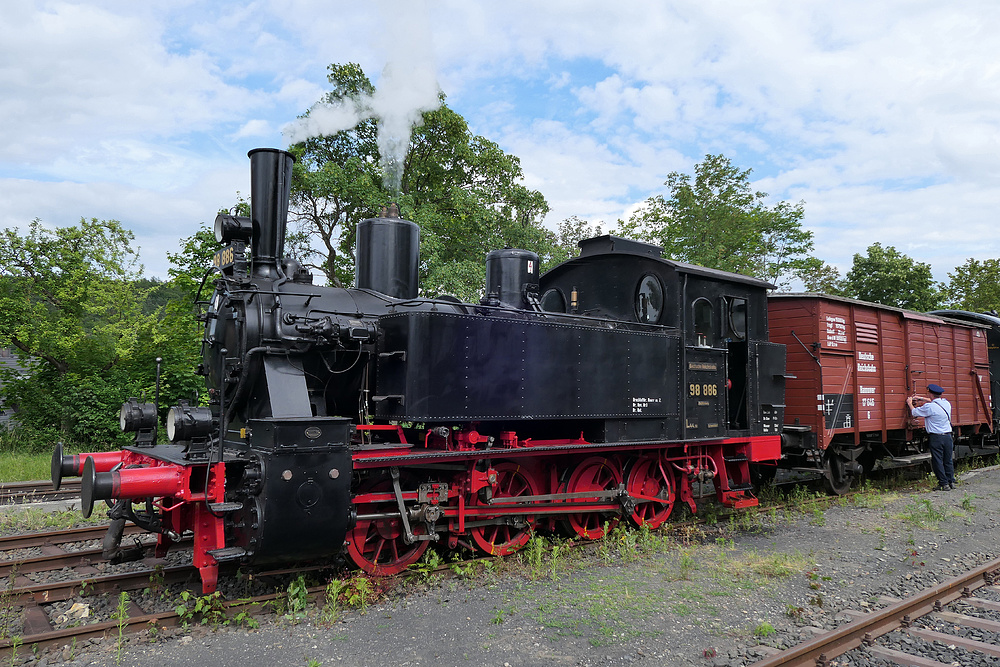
[928,432,955,487]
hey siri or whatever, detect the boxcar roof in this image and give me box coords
[770,292,988,328]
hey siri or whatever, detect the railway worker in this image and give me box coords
[906,383,955,491]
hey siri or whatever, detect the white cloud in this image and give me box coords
[232,120,272,140]
[3,0,1000,286]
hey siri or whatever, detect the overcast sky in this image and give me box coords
[3,1,999,283]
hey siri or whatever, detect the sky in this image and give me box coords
[3,1,999,283]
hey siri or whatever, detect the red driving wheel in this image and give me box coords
[625,455,675,529]
[470,462,539,556]
[346,478,428,575]
[563,456,622,540]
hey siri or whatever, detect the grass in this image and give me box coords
[894,498,947,529]
[717,549,811,580]
[0,504,108,533]
[0,450,53,483]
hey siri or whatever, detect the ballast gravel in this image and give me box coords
[24,464,1000,667]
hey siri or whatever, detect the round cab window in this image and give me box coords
[540,288,566,313]
[635,275,663,323]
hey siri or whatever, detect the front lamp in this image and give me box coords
[165,403,215,442]
[119,399,157,433]
[214,214,253,244]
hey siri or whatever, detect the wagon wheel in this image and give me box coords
[750,463,778,488]
[346,478,428,575]
[562,456,622,540]
[822,451,853,496]
[470,463,539,556]
[625,455,675,529]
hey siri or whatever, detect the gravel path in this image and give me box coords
[28,464,1000,667]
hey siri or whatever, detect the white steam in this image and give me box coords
[282,0,441,194]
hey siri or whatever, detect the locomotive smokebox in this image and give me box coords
[248,148,295,278]
[355,204,419,299]
[485,248,540,309]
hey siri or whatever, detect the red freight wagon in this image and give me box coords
[768,294,992,493]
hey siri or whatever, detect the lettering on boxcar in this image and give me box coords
[824,315,848,346]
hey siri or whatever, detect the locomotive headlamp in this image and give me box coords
[165,403,214,442]
[214,213,253,244]
[119,398,157,433]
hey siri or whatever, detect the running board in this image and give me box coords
[207,547,247,562]
[890,453,931,465]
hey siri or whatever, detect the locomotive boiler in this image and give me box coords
[52,148,786,593]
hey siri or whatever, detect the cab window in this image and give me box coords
[728,297,747,340]
[692,298,714,347]
[540,288,566,313]
[634,275,663,323]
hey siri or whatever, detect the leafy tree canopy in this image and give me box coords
[794,257,845,294]
[0,218,157,446]
[620,154,816,289]
[841,242,943,311]
[0,218,147,375]
[289,62,553,300]
[0,218,212,449]
[943,258,1000,314]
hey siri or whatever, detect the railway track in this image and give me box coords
[0,473,982,663]
[0,480,81,506]
[753,556,1000,666]
[0,548,336,661]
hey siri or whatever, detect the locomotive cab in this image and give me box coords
[538,235,785,443]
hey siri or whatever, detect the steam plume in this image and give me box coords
[282,0,441,194]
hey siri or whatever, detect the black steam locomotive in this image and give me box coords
[53,148,785,592]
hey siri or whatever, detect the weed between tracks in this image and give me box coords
[0,504,109,535]
[17,452,993,661]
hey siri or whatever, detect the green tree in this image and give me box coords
[841,242,942,310]
[943,258,1000,313]
[0,219,157,448]
[794,258,844,294]
[544,216,603,269]
[621,154,815,288]
[156,222,223,412]
[289,62,552,299]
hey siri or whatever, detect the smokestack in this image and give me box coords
[248,148,295,278]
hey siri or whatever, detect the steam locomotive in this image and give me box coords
[51,148,787,592]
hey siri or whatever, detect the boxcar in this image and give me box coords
[768,293,993,493]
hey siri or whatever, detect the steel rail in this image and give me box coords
[0,480,81,504]
[0,536,161,577]
[750,556,1000,666]
[0,524,142,551]
[0,570,338,660]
